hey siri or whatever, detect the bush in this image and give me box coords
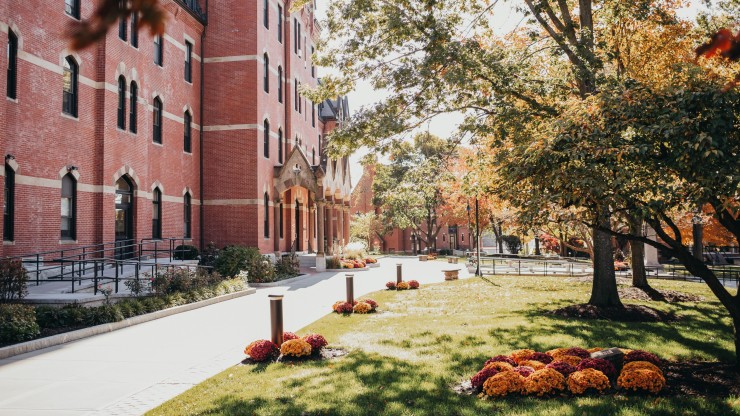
[275,254,300,279]
[0,304,40,343]
[326,256,342,269]
[215,246,275,282]
[173,245,199,261]
[0,259,28,303]
[502,235,522,254]
[198,242,220,269]
[438,249,453,256]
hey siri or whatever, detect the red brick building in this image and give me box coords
[351,163,471,254]
[0,0,351,260]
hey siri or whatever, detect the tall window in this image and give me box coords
[263,120,270,158]
[118,4,127,41]
[152,188,162,239]
[312,103,315,127]
[312,147,316,165]
[129,82,138,133]
[298,82,302,113]
[183,193,192,238]
[263,0,269,28]
[263,193,270,238]
[153,97,162,144]
[4,164,14,241]
[311,46,315,78]
[277,66,283,103]
[278,128,283,163]
[278,5,283,43]
[130,13,139,47]
[294,18,299,54]
[184,111,192,153]
[117,76,126,129]
[61,174,76,240]
[184,41,192,82]
[263,54,269,93]
[279,202,283,238]
[294,79,298,111]
[65,0,80,19]
[62,56,78,117]
[7,31,18,99]
[154,35,163,66]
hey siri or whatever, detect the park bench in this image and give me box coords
[443,269,460,280]
[448,256,459,264]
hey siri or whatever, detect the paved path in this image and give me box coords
[0,258,469,416]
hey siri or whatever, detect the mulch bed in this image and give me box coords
[452,361,740,398]
[549,303,677,322]
[240,348,348,365]
[618,287,703,303]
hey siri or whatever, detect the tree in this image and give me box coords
[372,133,456,252]
[350,212,387,251]
[68,0,166,50]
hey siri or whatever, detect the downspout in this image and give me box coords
[199,0,208,251]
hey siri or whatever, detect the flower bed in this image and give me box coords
[386,280,421,290]
[243,332,330,363]
[466,347,666,398]
[332,299,379,314]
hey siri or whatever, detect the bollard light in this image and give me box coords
[269,294,284,346]
[346,274,355,304]
[396,263,403,284]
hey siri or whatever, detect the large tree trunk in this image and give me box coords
[629,216,650,289]
[589,209,623,307]
[693,222,704,261]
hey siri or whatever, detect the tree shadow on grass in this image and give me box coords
[200,351,737,416]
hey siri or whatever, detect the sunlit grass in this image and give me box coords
[148,276,740,416]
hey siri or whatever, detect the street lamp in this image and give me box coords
[475,196,481,277]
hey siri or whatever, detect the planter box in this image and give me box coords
[419,255,428,262]
[443,269,460,280]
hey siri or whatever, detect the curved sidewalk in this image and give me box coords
[0,257,469,416]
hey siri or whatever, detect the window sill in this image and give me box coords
[152,142,163,147]
[184,151,193,155]
[3,240,15,246]
[185,80,193,85]
[61,113,79,121]
[59,239,78,245]
[65,13,81,21]
[6,97,18,103]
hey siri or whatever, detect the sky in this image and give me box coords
[314,0,710,190]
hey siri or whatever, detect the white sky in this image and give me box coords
[315,0,709,189]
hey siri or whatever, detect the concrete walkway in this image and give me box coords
[0,257,470,416]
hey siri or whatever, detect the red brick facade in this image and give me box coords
[0,0,350,258]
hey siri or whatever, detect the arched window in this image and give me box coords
[263,54,269,93]
[130,13,139,47]
[7,30,18,99]
[153,97,162,144]
[278,128,283,164]
[61,173,76,240]
[263,193,270,238]
[184,111,192,153]
[152,188,162,239]
[154,35,163,66]
[129,82,138,133]
[4,164,15,241]
[117,76,126,129]
[62,56,78,117]
[183,193,192,238]
[263,120,270,158]
[277,66,283,103]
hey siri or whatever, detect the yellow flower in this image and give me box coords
[280,339,312,358]
[622,361,663,376]
[519,360,546,371]
[617,369,665,394]
[353,302,372,314]
[567,368,611,395]
[483,362,515,373]
[511,349,536,364]
[553,355,582,367]
[483,371,525,397]
[524,368,565,396]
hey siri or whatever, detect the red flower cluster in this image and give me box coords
[362,299,379,310]
[577,358,617,378]
[564,347,591,359]
[514,366,535,378]
[335,302,354,314]
[471,367,499,389]
[526,352,553,364]
[485,355,517,367]
[302,334,328,352]
[408,280,420,289]
[546,361,577,377]
[386,281,397,290]
[244,340,278,362]
[283,332,299,343]
[624,350,661,367]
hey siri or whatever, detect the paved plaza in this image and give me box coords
[0,258,469,416]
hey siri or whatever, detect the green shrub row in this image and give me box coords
[0,304,40,344]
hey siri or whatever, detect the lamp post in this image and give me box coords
[269,294,284,346]
[475,196,481,277]
[466,203,471,252]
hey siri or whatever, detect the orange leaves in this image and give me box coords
[68,0,166,50]
[696,28,740,61]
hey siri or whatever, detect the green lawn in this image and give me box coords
[148,276,740,416]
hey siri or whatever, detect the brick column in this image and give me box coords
[326,201,334,254]
[338,203,344,249]
[344,206,351,245]
[308,201,315,253]
[274,196,282,253]
[317,200,325,255]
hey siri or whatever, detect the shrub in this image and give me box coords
[471,367,499,389]
[484,355,517,367]
[482,371,525,397]
[438,249,452,256]
[563,347,591,359]
[353,302,372,314]
[618,369,665,393]
[124,277,151,297]
[385,281,396,290]
[152,268,193,296]
[526,352,554,364]
[302,334,328,352]
[545,361,577,377]
[173,245,199,260]
[622,361,663,376]
[408,280,420,289]
[567,368,611,394]
[280,339,313,358]
[334,302,353,314]
[326,256,342,269]
[396,281,410,290]
[0,259,28,303]
[623,350,662,367]
[244,340,279,362]
[215,246,276,282]
[501,235,522,254]
[511,349,537,364]
[275,254,300,279]
[361,299,378,310]
[0,304,40,343]
[198,242,220,269]
[343,242,366,260]
[577,358,617,378]
[282,332,299,343]
[484,361,515,372]
[523,368,566,396]
[554,355,582,367]
[35,304,86,329]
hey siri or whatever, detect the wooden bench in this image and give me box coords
[419,255,428,261]
[448,256,459,264]
[443,269,460,280]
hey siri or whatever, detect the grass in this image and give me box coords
[148,276,740,416]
